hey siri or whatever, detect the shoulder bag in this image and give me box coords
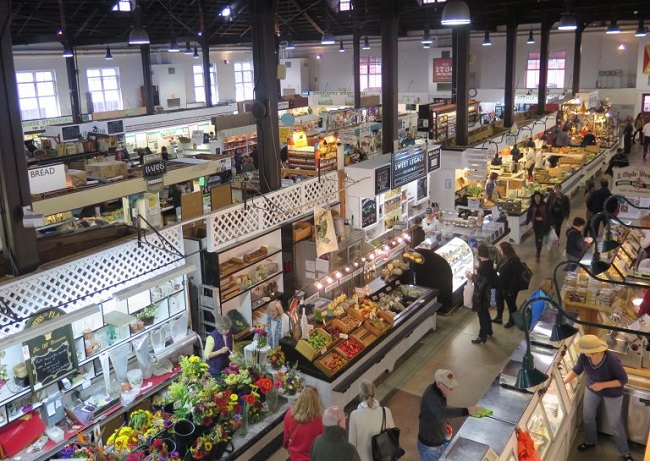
[371,407,405,461]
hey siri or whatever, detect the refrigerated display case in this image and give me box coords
[435,237,473,292]
[526,400,553,459]
[541,375,566,437]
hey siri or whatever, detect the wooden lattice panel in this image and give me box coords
[262,187,303,228]
[0,226,185,337]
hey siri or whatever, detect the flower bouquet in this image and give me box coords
[253,325,268,349]
[106,426,139,453]
[268,347,285,370]
[189,434,214,460]
[279,363,303,396]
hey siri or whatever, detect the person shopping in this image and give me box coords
[203,315,234,377]
[283,386,324,461]
[348,380,395,461]
[524,191,550,261]
[265,300,291,348]
[547,185,570,240]
[467,244,495,343]
[633,112,644,144]
[492,242,525,328]
[563,335,633,461]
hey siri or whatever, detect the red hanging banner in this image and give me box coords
[433,58,453,83]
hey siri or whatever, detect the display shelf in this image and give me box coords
[218,247,281,279]
[220,270,283,303]
[526,400,553,459]
[435,237,473,292]
[0,387,31,413]
[541,375,566,437]
[28,149,111,167]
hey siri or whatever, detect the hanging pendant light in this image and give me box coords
[128,4,149,45]
[527,30,535,44]
[441,0,471,26]
[558,12,577,31]
[62,46,73,58]
[362,36,370,50]
[482,30,492,46]
[193,46,200,58]
[184,41,193,55]
[606,19,621,34]
[168,36,180,53]
[321,32,336,45]
[422,26,433,44]
[635,19,647,37]
[105,46,113,60]
[286,38,295,50]
[423,43,431,49]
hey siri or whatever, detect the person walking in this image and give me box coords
[348,381,395,461]
[633,112,644,144]
[586,179,615,236]
[417,369,482,461]
[492,242,525,328]
[467,245,495,344]
[310,406,361,461]
[547,185,570,240]
[583,180,596,237]
[643,118,650,159]
[623,117,634,155]
[524,191,550,261]
[563,335,633,461]
[283,387,324,461]
[566,217,590,271]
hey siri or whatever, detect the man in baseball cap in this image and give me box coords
[417,369,482,461]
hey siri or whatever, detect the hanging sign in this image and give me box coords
[143,153,166,193]
[23,309,78,391]
[391,146,427,188]
[361,198,378,228]
[612,167,650,198]
[375,165,391,195]
[427,146,441,172]
[433,58,453,83]
[314,206,339,257]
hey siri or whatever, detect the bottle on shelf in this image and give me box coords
[300,304,309,340]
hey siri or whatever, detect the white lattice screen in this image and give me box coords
[0,173,340,337]
[0,226,185,337]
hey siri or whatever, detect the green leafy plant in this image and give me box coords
[136,303,158,320]
[466,185,483,197]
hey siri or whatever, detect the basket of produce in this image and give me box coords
[335,338,364,360]
[315,350,348,376]
[295,328,332,361]
[363,311,394,337]
[243,246,269,263]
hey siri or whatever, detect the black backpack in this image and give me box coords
[517,261,533,291]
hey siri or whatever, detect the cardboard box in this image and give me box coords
[85,160,128,179]
[66,169,87,187]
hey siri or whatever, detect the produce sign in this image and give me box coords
[23,309,78,391]
[391,146,427,188]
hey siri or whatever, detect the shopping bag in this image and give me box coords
[463,282,474,308]
[371,408,405,461]
[516,428,542,461]
[543,230,552,245]
[546,231,559,250]
[0,412,46,458]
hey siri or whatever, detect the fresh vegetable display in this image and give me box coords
[336,339,364,359]
[307,332,329,351]
[320,352,348,373]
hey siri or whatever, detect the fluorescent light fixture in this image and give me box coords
[558,12,577,31]
[105,46,113,60]
[441,0,471,26]
[316,54,322,60]
[527,30,535,44]
[62,47,73,58]
[220,5,231,17]
[193,46,199,58]
[606,20,621,34]
[422,27,433,44]
[285,39,295,50]
[617,43,626,51]
[0,304,101,350]
[339,39,345,52]
[321,32,336,45]
[482,30,492,46]
[362,36,370,50]
[184,41,193,55]
[168,37,180,53]
[129,26,150,45]
[635,20,647,37]
[113,263,196,301]
[423,43,431,49]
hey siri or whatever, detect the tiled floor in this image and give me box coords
[373,141,648,461]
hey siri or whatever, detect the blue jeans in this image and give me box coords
[417,439,446,461]
[582,389,630,455]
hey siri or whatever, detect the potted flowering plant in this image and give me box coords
[253,325,268,349]
[268,347,285,370]
[136,303,159,326]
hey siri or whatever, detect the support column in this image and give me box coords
[571,24,584,96]
[381,0,398,154]
[65,54,82,123]
[0,1,39,274]
[503,20,518,128]
[537,21,552,116]
[201,40,212,107]
[141,44,154,115]
[455,25,470,146]
[451,30,458,104]
[353,28,361,109]
[249,0,281,192]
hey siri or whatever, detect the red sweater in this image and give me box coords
[283,409,323,461]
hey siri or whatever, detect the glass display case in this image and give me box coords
[558,355,576,400]
[541,375,566,437]
[526,400,553,459]
[434,237,473,292]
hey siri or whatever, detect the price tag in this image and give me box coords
[320,347,328,355]
[324,281,339,293]
[22,345,31,360]
[353,268,363,277]
[339,333,349,340]
[340,274,353,283]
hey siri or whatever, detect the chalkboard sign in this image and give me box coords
[24,309,78,391]
[106,120,125,134]
[361,198,377,228]
[375,165,391,195]
[61,125,81,141]
[427,146,441,172]
[391,147,427,188]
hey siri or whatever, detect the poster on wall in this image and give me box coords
[314,206,339,257]
[375,165,391,195]
[427,146,441,172]
[361,198,377,228]
[611,167,650,198]
[643,45,650,75]
[433,58,453,83]
[417,177,427,201]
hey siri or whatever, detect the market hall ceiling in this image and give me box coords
[9,0,650,48]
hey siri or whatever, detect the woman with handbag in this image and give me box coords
[492,242,525,328]
[524,191,550,262]
[348,380,397,461]
[283,387,323,461]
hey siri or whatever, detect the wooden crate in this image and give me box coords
[335,338,365,360]
[293,221,312,242]
[314,349,348,377]
[350,326,378,347]
[338,313,363,332]
[295,328,332,361]
[363,312,393,337]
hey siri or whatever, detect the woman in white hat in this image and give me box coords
[563,335,632,460]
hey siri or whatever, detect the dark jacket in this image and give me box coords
[586,187,615,214]
[472,259,497,312]
[310,426,361,461]
[547,193,570,219]
[565,227,587,260]
[412,226,426,248]
[581,133,597,146]
[206,329,233,377]
[477,258,498,289]
[525,202,550,228]
[418,384,468,447]
[499,256,523,296]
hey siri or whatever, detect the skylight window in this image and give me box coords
[339,0,353,12]
[112,0,132,12]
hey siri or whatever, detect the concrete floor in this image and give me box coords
[374,141,648,461]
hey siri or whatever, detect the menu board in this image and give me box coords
[427,146,441,172]
[375,165,391,195]
[23,309,78,390]
[361,198,377,228]
[391,147,426,188]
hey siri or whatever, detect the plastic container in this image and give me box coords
[45,426,65,443]
[126,368,143,390]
